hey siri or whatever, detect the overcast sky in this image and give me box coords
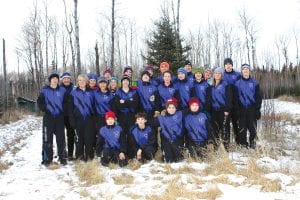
[0,0,300,72]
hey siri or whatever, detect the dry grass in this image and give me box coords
[47,162,61,170]
[147,176,222,200]
[123,193,143,199]
[0,161,10,173]
[113,173,134,185]
[277,95,300,103]
[74,160,105,186]
[108,162,118,169]
[163,164,198,175]
[127,159,142,170]
[0,110,28,125]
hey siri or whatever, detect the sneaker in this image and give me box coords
[41,160,52,166]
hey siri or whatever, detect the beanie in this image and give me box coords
[160,62,170,70]
[185,60,192,66]
[98,76,108,84]
[192,67,204,74]
[103,69,112,75]
[241,63,251,70]
[87,73,98,81]
[60,72,71,79]
[48,72,59,82]
[109,76,118,82]
[213,67,224,75]
[105,111,116,120]
[141,70,151,79]
[165,98,178,108]
[121,74,131,83]
[145,64,154,71]
[189,97,200,107]
[123,66,133,74]
[177,67,187,75]
[224,58,233,66]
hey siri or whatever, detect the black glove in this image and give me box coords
[255,110,261,120]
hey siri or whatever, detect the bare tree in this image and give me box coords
[74,0,81,74]
[238,7,252,66]
[95,41,100,76]
[2,39,8,110]
[111,0,116,73]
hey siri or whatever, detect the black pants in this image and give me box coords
[161,137,183,162]
[74,116,95,161]
[238,107,257,147]
[229,111,239,144]
[64,116,75,158]
[95,114,106,133]
[118,112,135,158]
[101,148,128,167]
[187,140,207,159]
[211,110,230,149]
[42,114,66,162]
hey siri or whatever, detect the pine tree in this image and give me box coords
[145,9,190,73]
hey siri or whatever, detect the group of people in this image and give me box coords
[37,58,262,167]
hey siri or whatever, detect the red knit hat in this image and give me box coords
[160,62,170,70]
[105,111,116,120]
[165,98,178,108]
[189,97,200,107]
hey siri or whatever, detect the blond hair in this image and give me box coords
[76,74,89,87]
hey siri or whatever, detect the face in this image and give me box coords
[136,117,147,127]
[204,70,212,80]
[194,72,202,81]
[160,65,169,73]
[62,77,71,86]
[106,118,115,126]
[190,103,199,112]
[142,74,150,82]
[50,77,59,86]
[78,76,87,89]
[242,68,250,78]
[166,104,176,115]
[99,82,107,91]
[184,64,192,72]
[163,72,172,83]
[214,72,222,81]
[122,79,130,88]
[177,72,186,80]
[124,69,132,77]
[109,80,118,89]
[224,63,233,72]
[89,79,97,88]
[104,72,111,80]
[147,69,153,77]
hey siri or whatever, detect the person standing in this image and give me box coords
[68,74,96,162]
[223,58,241,144]
[184,60,194,82]
[37,72,68,166]
[235,64,262,149]
[60,72,76,160]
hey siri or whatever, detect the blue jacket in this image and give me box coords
[191,80,210,109]
[186,72,194,83]
[211,80,232,112]
[69,87,95,119]
[94,90,114,116]
[223,70,241,85]
[96,125,126,153]
[184,111,211,143]
[115,88,139,114]
[175,79,193,109]
[137,81,160,112]
[235,77,262,109]
[37,85,67,117]
[157,82,179,109]
[158,111,183,142]
[129,125,155,147]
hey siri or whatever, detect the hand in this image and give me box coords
[120,99,125,104]
[161,109,166,116]
[137,149,142,160]
[119,152,125,160]
[224,112,229,116]
[154,111,160,118]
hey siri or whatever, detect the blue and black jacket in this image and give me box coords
[94,90,115,116]
[128,125,156,151]
[235,76,262,110]
[186,72,194,83]
[158,111,183,142]
[37,85,67,117]
[60,83,74,94]
[175,78,193,109]
[157,82,180,110]
[184,110,214,144]
[137,81,160,113]
[69,87,95,120]
[223,70,241,85]
[115,88,139,114]
[210,80,232,112]
[96,125,126,155]
[191,79,211,111]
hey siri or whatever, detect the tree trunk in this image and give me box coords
[95,41,100,76]
[2,39,8,110]
[74,0,81,74]
[111,0,115,74]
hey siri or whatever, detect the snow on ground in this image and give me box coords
[0,101,300,200]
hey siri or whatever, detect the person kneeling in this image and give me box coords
[128,112,157,162]
[184,98,215,159]
[96,111,127,167]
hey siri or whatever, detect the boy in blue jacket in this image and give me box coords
[184,98,215,159]
[96,111,127,167]
[128,112,157,162]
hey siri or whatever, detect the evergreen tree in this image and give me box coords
[145,8,190,73]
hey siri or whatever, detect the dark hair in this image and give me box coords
[135,112,147,120]
[162,70,172,76]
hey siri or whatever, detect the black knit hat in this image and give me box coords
[121,74,131,83]
[185,60,192,66]
[48,72,59,82]
[224,58,233,66]
[140,70,151,79]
